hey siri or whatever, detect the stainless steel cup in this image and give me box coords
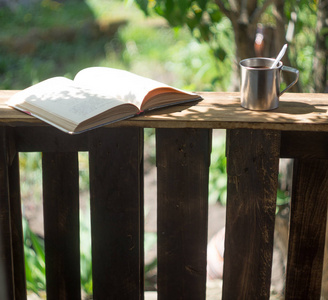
[239,57,299,110]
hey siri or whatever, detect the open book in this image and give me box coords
[7,67,202,134]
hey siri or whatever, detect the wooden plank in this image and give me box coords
[223,129,280,299]
[0,127,15,299]
[88,127,143,300]
[15,127,88,152]
[285,159,328,299]
[2,91,328,132]
[42,152,81,300]
[9,152,27,299]
[139,145,145,296]
[156,128,211,300]
[281,131,328,159]
[0,127,27,299]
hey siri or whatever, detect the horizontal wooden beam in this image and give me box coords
[14,127,88,152]
[1,91,328,132]
[280,131,328,159]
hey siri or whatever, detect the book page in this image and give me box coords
[74,67,174,108]
[7,77,128,124]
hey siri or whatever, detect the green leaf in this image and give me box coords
[166,0,174,15]
[320,27,328,37]
[196,0,208,10]
[30,232,45,262]
[135,0,149,14]
[177,0,190,15]
[186,15,199,31]
[198,23,211,41]
[214,47,227,61]
[144,257,157,273]
[208,7,222,23]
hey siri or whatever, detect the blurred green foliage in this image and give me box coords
[19,152,42,202]
[0,0,322,92]
[79,208,93,295]
[0,3,113,88]
[134,0,320,92]
[23,217,46,294]
[0,0,228,91]
[287,1,317,90]
[209,134,227,205]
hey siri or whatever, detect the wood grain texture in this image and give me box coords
[223,129,281,300]
[42,152,81,300]
[156,128,211,300]
[9,152,26,299]
[281,131,328,159]
[285,159,328,299]
[14,126,88,152]
[0,127,15,299]
[2,91,328,131]
[88,127,144,300]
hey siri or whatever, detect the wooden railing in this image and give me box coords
[1,91,328,299]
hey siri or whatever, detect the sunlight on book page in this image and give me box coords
[74,67,196,107]
[7,77,129,124]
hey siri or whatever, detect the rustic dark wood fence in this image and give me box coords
[1,91,328,299]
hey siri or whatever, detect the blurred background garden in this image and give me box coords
[0,0,326,298]
[1,0,323,93]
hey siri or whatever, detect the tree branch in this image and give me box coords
[250,0,274,25]
[274,0,301,92]
[228,0,239,12]
[215,0,233,21]
[238,0,249,25]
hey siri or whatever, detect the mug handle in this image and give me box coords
[279,66,299,96]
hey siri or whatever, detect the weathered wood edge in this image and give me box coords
[223,129,280,299]
[1,91,328,132]
[285,159,328,299]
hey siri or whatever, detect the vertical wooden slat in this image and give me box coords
[42,151,81,300]
[0,127,15,300]
[9,152,27,299]
[88,127,144,300]
[285,158,328,299]
[139,140,145,297]
[156,128,211,300]
[223,129,280,299]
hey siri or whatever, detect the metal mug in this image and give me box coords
[239,57,299,110]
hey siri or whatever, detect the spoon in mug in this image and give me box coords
[271,44,288,69]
